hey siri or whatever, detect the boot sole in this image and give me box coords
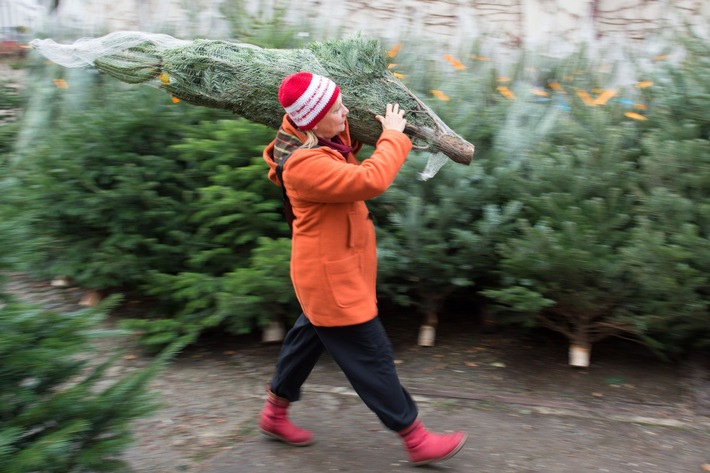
[259,427,315,447]
[412,432,468,467]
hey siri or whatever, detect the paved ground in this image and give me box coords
[3,273,710,473]
[199,389,709,473]
[194,356,710,473]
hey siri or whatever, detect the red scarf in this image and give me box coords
[286,115,353,157]
[318,135,352,158]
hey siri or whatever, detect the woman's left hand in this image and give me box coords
[375,103,407,133]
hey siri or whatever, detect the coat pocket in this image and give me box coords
[324,253,367,308]
[347,208,372,249]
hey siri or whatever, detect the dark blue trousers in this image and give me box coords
[269,313,418,432]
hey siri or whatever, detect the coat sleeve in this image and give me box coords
[285,130,412,203]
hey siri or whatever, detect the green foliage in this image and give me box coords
[0,72,25,159]
[481,38,710,355]
[3,25,709,357]
[626,33,710,352]
[3,63,296,347]
[3,73,234,288]
[375,154,520,321]
[0,78,24,110]
[124,237,296,349]
[216,237,298,333]
[169,121,285,273]
[482,80,649,347]
[120,119,293,349]
[619,218,708,353]
[219,0,311,48]
[0,292,171,472]
[0,77,24,160]
[392,43,516,161]
[0,71,27,267]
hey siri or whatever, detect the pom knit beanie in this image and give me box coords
[278,72,340,130]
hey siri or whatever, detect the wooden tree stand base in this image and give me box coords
[262,320,285,343]
[418,324,437,347]
[78,289,102,307]
[569,344,591,368]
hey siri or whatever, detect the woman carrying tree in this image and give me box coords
[258,71,467,466]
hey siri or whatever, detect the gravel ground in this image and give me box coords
[4,273,709,473]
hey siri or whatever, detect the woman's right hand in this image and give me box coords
[375,103,407,133]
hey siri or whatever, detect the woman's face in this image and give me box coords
[314,95,348,139]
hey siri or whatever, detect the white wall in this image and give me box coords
[0,0,46,35]
[3,0,708,48]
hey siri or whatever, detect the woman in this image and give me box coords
[259,71,466,466]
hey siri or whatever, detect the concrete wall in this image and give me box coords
[1,0,708,49]
[274,0,708,49]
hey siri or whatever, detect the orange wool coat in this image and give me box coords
[263,114,412,327]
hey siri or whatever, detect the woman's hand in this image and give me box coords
[375,103,407,133]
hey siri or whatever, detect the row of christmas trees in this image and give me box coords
[1,29,708,367]
[0,24,708,471]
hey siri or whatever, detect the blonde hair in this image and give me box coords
[300,94,342,149]
[302,130,318,148]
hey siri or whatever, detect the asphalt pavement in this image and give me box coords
[198,347,710,473]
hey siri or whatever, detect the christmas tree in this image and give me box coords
[376,155,520,345]
[626,32,710,353]
[30,32,474,169]
[0,291,172,472]
[482,51,649,366]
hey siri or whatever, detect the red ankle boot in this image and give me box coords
[258,388,314,446]
[399,420,467,466]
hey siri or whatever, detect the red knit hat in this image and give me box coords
[278,72,340,130]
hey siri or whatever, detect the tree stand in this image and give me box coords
[78,289,102,307]
[569,342,591,368]
[262,319,286,343]
[418,313,438,347]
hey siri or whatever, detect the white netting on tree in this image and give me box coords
[30,32,473,178]
[30,31,192,68]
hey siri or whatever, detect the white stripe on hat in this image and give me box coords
[284,74,337,127]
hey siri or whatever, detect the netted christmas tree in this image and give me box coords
[30,32,475,178]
